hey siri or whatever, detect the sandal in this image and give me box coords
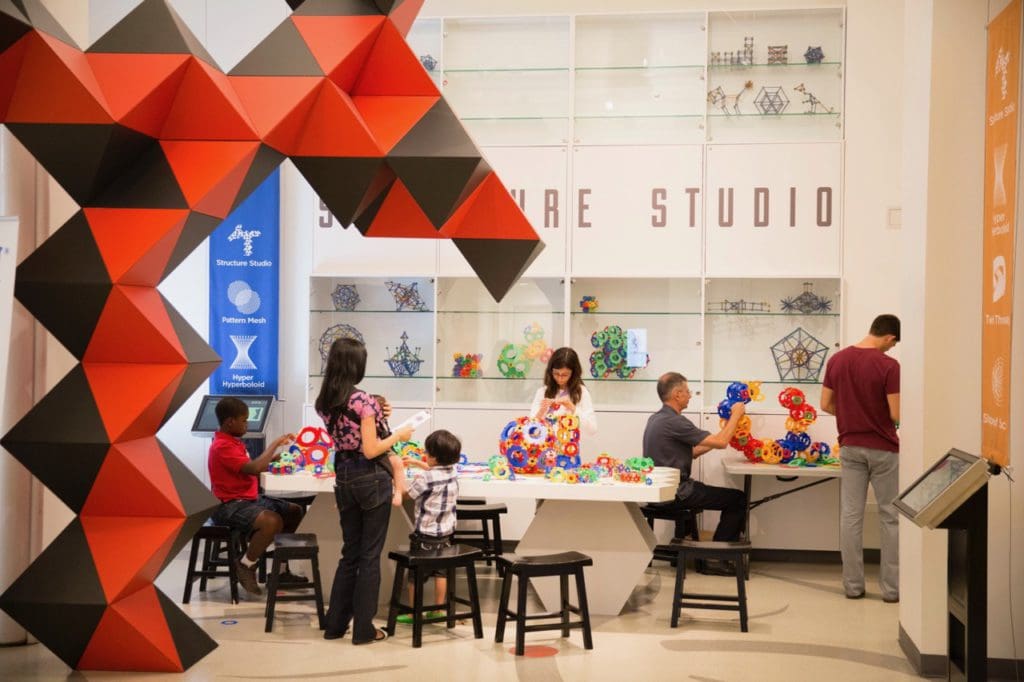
[353,628,388,645]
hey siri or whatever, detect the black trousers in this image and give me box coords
[660,480,746,542]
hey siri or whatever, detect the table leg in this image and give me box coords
[515,500,656,616]
[743,475,752,579]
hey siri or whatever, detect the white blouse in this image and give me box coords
[530,385,598,437]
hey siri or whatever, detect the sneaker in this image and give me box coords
[845,591,866,600]
[276,570,307,585]
[234,560,262,596]
[397,611,442,624]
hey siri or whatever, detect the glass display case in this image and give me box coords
[569,278,703,411]
[436,277,565,406]
[308,277,435,405]
[442,16,571,146]
[574,13,707,145]
[706,8,844,143]
[704,277,841,414]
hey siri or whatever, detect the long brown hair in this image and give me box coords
[543,347,584,405]
[315,337,366,427]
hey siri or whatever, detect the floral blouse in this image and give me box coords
[318,390,387,469]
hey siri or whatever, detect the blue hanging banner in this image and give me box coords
[209,169,280,396]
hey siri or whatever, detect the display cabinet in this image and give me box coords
[308,276,435,405]
[441,17,571,146]
[706,8,844,143]
[569,278,703,411]
[435,277,565,407]
[703,277,841,414]
[406,17,443,89]
[574,13,707,145]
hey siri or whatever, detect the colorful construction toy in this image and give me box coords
[452,352,483,377]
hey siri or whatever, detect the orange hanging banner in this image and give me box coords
[982,0,1020,467]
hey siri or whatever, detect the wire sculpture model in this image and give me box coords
[804,46,825,63]
[771,327,830,382]
[793,83,834,114]
[780,282,833,314]
[707,80,754,115]
[754,86,790,115]
[330,284,360,312]
[707,299,772,313]
[385,280,428,311]
[319,323,365,372]
[385,332,424,377]
[767,45,789,64]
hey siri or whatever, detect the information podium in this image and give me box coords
[191,394,275,460]
[895,449,993,682]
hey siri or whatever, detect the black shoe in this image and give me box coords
[845,591,866,600]
[882,595,899,604]
[323,629,346,640]
[276,570,307,585]
[697,561,737,577]
[352,628,388,645]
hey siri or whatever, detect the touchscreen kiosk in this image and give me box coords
[894,448,990,529]
[191,394,274,438]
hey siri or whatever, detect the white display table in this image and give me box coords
[264,467,679,616]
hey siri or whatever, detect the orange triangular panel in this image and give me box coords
[388,0,425,38]
[440,172,539,240]
[86,53,190,136]
[352,95,437,153]
[161,58,256,140]
[365,180,441,238]
[294,80,382,157]
[352,20,438,96]
[84,208,189,285]
[83,363,184,442]
[84,286,185,363]
[291,15,384,90]
[82,438,183,518]
[161,140,260,218]
[228,76,321,153]
[6,32,111,124]
[0,35,30,121]
[78,584,182,671]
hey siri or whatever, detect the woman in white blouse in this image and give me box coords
[530,347,598,438]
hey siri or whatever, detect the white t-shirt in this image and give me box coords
[530,384,598,437]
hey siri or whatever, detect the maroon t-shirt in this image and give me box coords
[823,346,900,453]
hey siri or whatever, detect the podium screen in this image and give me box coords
[191,395,274,436]
[895,449,989,529]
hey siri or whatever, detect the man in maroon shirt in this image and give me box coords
[821,314,900,603]
[208,397,301,596]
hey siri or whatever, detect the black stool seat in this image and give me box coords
[182,524,244,605]
[264,533,326,633]
[386,544,484,648]
[660,539,752,632]
[454,503,507,571]
[495,552,594,656]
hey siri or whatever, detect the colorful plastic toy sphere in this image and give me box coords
[589,325,648,379]
[498,414,581,474]
[778,387,806,409]
[452,352,483,378]
[497,343,530,378]
[523,322,545,343]
[579,295,599,313]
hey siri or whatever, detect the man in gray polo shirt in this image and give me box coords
[642,372,747,543]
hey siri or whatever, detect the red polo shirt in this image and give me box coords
[823,346,900,453]
[208,431,257,502]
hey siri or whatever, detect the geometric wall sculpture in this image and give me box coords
[0,0,542,671]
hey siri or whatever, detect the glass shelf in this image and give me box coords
[707,112,841,118]
[575,114,703,120]
[708,61,841,68]
[309,374,433,380]
[704,311,840,317]
[459,116,569,122]
[444,67,569,73]
[571,311,702,316]
[310,309,434,314]
[576,64,704,71]
[439,309,566,315]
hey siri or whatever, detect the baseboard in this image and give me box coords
[899,623,947,678]
[750,548,880,564]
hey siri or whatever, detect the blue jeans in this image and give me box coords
[325,467,393,641]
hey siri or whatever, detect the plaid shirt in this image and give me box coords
[407,465,459,538]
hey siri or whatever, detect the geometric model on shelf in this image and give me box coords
[590,325,648,380]
[754,86,790,115]
[419,53,437,71]
[780,282,833,314]
[709,36,753,67]
[803,46,825,64]
[707,299,771,313]
[497,322,551,379]
[793,83,835,114]
[452,353,483,378]
[385,332,424,377]
[330,284,360,312]
[579,295,599,313]
[771,327,830,383]
[319,323,365,372]
[0,0,544,672]
[740,36,755,66]
[768,45,789,65]
[708,81,754,115]
[385,280,428,312]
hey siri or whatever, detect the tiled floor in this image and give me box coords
[0,557,918,681]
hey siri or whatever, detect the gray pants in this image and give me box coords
[840,445,899,599]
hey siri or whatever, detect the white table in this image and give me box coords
[261,473,412,611]
[265,468,679,616]
[721,453,841,544]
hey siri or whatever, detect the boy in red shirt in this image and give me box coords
[208,397,302,595]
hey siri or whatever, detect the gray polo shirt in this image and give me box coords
[642,404,711,481]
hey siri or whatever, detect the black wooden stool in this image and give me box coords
[182,524,244,604]
[661,539,751,632]
[453,502,507,572]
[495,552,594,656]
[263,533,326,633]
[642,504,700,564]
[385,544,484,648]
